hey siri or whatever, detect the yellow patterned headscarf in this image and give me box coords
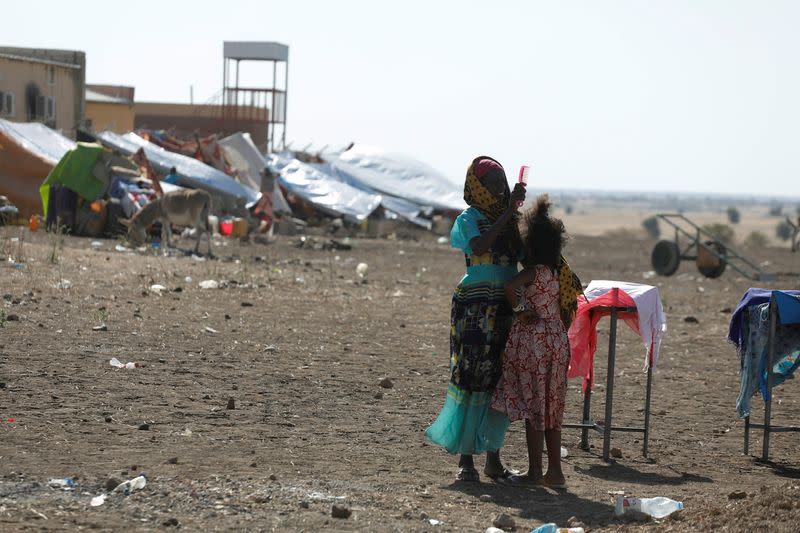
[558,256,583,329]
[464,156,508,222]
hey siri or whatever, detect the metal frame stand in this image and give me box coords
[564,306,654,462]
[742,295,800,461]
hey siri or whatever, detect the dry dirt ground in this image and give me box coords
[1,227,800,532]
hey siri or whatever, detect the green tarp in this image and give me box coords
[39,143,107,216]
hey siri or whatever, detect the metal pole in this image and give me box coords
[643,366,653,457]
[282,55,289,151]
[603,309,618,462]
[744,415,750,455]
[762,295,777,461]
[580,377,592,450]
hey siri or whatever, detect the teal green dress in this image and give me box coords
[425,207,519,454]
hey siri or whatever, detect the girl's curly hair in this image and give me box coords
[521,194,567,270]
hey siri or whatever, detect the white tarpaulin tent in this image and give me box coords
[267,154,381,223]
[218,132,291,214]
[0,119,76,164]
[330,144,466,213]
[97,131,259,207]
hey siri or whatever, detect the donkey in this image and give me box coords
[120,189,213,256]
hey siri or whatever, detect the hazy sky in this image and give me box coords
[5,1,800,195]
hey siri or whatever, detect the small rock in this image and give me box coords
[419,511,429,519]
[657,409,667,416]
[138,423,150,430]
[567,516,586,529]
[0,382,5,389]
[226,397,236,410]
[492,513,515,529]
[104,416,112,423]
[163,517,179,527]
[166,457,178,464]
[610,447,623,458]
[92,324,108,331]
[720,307,732,313]
[479,494,493,502]
[6,314,19,321]
[486,528,506,533]
[104,477,121,491]
[300,500,309,509]
[269,474,277,481]
[728,490,748,500]
[250,462,257,467]
[331,504,351,519]
[374,392,383,400]
[224,314,231,320]
[379,377,394,389]
[684,316,699,324]
[251,494,270,504]
[241,302,254,307]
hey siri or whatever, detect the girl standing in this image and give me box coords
[491,195,577,488]
[425,156,526,482]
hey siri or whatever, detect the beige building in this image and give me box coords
[85,84,135,133]
[0,46,85,138]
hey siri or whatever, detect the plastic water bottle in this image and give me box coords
[112,475,147,495]
[530,524,584,533]
[48,478,74,490]
[615,495,683,519]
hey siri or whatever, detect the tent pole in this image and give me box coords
[762,295,777,462]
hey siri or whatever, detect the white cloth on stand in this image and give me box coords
[585,280,668,370]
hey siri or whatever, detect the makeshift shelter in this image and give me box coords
[329,144,466,213]
[267,154,381,223]
[96,131,259,211]
[0,118,76,216]
[218,132,291,214]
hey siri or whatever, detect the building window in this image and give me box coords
[45,96,55,121]
[47,66,56,86]
[0,91,15,117]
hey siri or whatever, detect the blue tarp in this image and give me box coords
[775,290,800,325]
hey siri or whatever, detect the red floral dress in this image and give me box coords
[491,264,571,430]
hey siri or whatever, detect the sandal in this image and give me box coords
[456,466,480,482]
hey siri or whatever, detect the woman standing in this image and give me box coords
[425,156,526,482]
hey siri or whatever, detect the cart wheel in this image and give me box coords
[697,240,727,278]
[651,240,680,276]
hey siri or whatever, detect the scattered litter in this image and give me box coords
[150,284,167,294]
[115,244,128,252]
[530,523,584,533]
[642,270,656,279]
[561,446,569,458]
[12,262,25,270]
[615,495,683,519]
[356,262,368,278]
[204,326,219,334]
[180,428,193,437]
[191,254,206,262]
[93,324,108,332]
[428,518,443,526]
[110,358,139,370]
[113,475,147,495]
[199,280,219,290]
[91,241,103,249]
[607,490,625,496]
[48,478,74,490]
[437,236,448,244]
[90,494,107,507]
[264,345,278,352]
[391,290,406,297]
[185,276,193,283]
[54,279,72,290]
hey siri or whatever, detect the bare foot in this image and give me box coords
[541,472,567,489]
